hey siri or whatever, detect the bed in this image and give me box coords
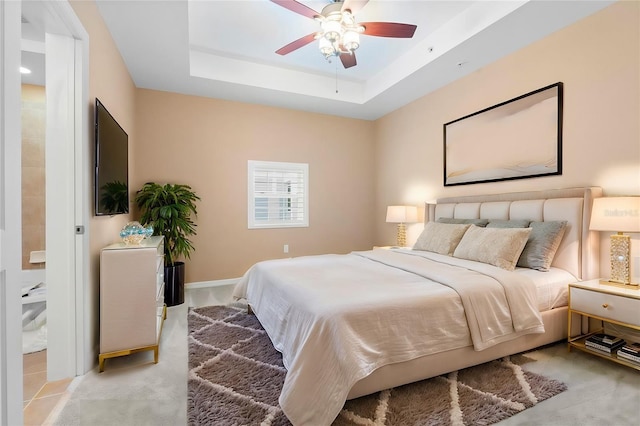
[233,187,602,425]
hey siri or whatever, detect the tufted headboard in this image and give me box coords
[426,187,603,280]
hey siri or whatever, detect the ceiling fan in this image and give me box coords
[271,0,417,69]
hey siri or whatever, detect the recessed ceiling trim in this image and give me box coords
[365,0,528,99]
[189,49,365,103]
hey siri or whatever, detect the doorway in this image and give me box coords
[1,0,90,422]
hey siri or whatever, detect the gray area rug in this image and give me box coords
[188,305,567,426]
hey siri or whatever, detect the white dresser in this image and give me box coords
[99,236,166,372]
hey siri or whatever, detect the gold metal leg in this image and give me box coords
[99,355,105,373]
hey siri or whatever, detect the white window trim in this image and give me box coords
[248,160,309,229]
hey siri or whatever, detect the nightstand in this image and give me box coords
[568,279,640,370]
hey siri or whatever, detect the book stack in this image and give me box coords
[584,333,625,354]
[617,342,640,364]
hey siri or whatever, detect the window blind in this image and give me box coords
[248,161,309,229]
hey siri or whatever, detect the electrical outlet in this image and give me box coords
[284,244,289,254]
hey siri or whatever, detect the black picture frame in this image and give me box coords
[443,82,563,186]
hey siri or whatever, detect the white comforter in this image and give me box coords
[233,249,544,425]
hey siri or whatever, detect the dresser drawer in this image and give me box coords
[570,287,640,326]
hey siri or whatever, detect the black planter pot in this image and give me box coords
[164,261,185,307]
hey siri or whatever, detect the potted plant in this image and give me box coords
[135,182,200,306]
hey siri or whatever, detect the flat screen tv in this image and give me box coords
[95,98,129,215]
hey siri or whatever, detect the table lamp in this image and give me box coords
[386,205,418,247]
[589,196,640,286]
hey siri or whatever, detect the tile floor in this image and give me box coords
[23,350,73,426]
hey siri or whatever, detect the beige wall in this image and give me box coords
[21,84,46,270]
[70,0,137,364]
[72,0,638,288]
[374,1,640,253]
[71,0,137,259]
[133,90,376,282]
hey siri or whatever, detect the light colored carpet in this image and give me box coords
[51,287,640,426]
[188,305,567,425]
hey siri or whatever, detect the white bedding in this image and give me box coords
[233,248,547,425]
[515,266,575,311]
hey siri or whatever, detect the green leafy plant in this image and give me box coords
[135,182,200,266]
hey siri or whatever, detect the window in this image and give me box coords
[248,160,309,229]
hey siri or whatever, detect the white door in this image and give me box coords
[0,1,25,424]
[35,0,90,380]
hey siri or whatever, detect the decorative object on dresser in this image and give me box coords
[568,279,640,371]
[119,221,153,245]
[385,205,417,247]
[135,182,200,306]
[589,196,640,286]
[99,236,166,372]
[188,305,568,426]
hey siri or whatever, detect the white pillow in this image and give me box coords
[413,222,470,255]
[453,225,532,271]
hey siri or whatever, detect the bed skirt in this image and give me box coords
[347,306,570,399]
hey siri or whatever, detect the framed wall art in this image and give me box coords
[443,82,563,186]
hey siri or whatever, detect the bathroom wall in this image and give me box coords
[21,84,46,270]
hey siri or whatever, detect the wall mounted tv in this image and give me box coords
[95,98,129,215]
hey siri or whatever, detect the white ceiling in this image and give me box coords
[91,0,613,120]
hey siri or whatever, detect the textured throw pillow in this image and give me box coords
[453,225,532,271]
[437,217,490,227]
[486,219,531,228]
[517,221,568,271]
[413,222,471,255]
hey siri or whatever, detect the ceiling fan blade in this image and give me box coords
[270,0,319,20]
[276,33,317,55]
[340,52,357,69]
[361,22,417,38]
[341,0,369,15]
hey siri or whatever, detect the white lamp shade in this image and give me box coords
[386,205,418,223]
[589,197,640,232]
[342,30,360,51]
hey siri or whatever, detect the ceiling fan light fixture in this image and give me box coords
[322,18,342,42]
[343,30,360,52]
[319,37,336,58]
[271,0,416,69]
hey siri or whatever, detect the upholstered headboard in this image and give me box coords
[426,187,603,280]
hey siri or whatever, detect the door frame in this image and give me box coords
[0,1,24,424]
[0,0,89,421]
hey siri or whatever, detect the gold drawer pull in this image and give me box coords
[602,303,609,309]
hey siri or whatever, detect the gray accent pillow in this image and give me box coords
[453,225,532,271]
[486,219,531,228]
[517,221,568,271]
[413,222,471,255]
[437,217,489,227]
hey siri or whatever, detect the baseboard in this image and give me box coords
[185,278,241,290]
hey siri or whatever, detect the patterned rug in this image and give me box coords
[188,305,567,426]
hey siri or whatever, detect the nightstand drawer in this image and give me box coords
[570,287,639,326]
